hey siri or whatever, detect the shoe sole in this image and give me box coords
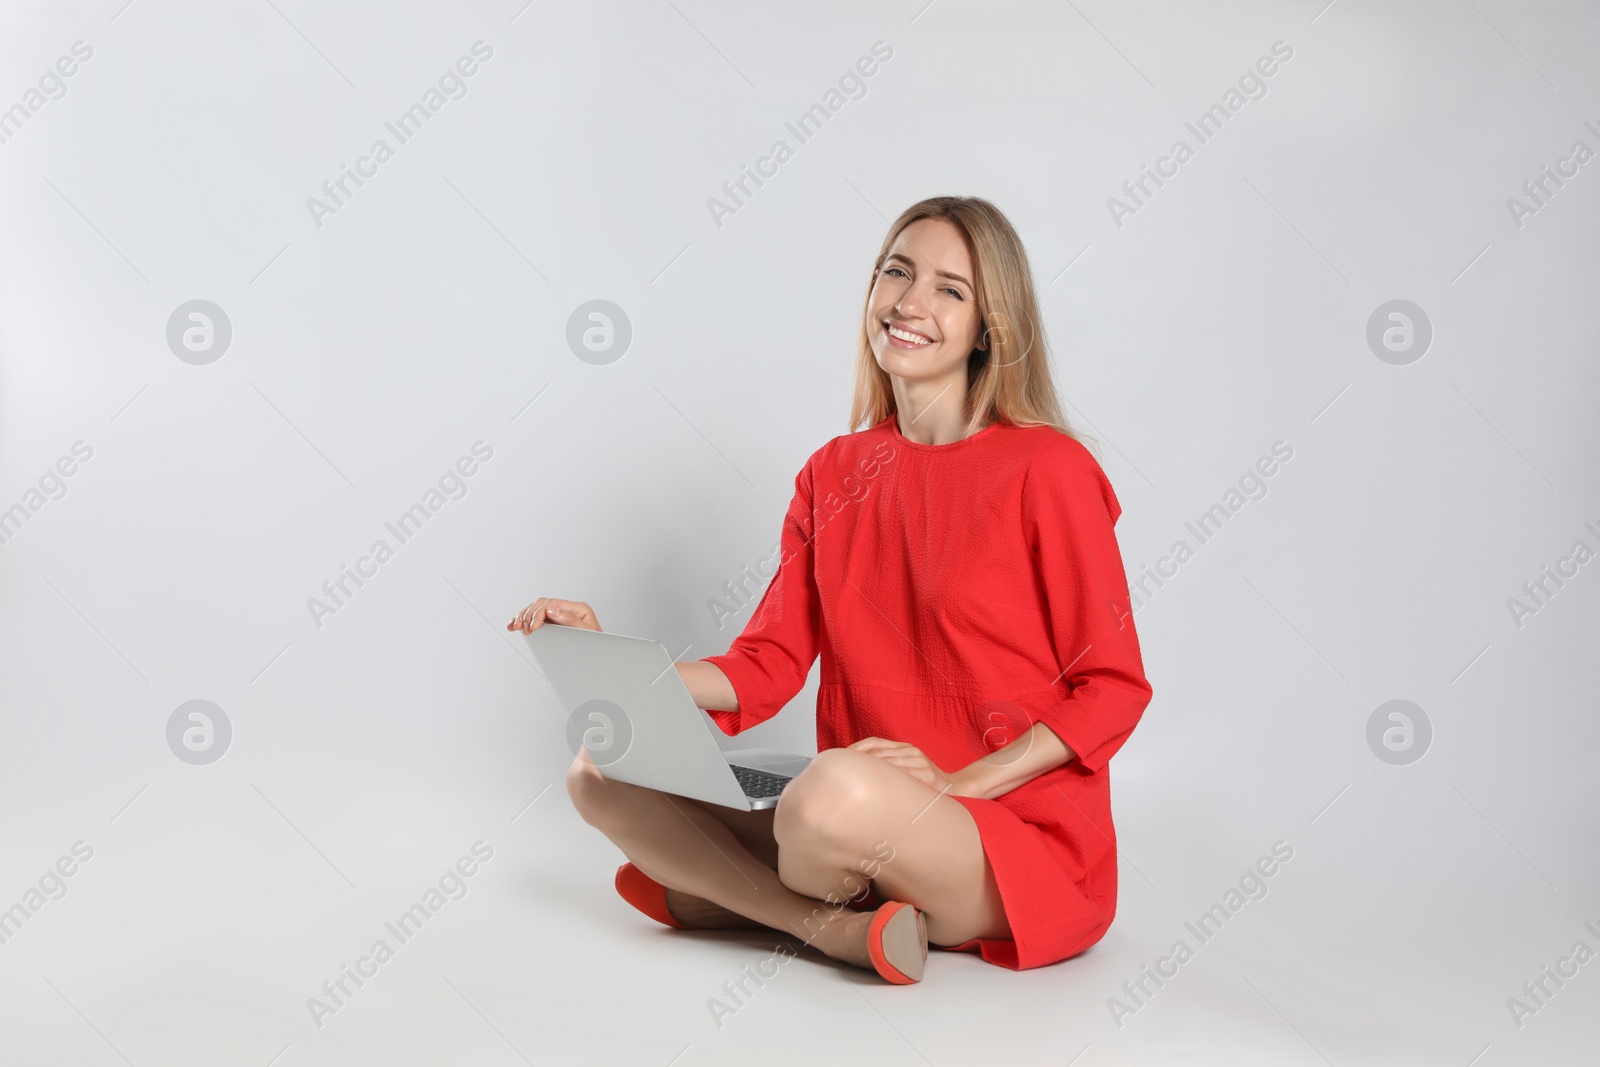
[868,902,927,984]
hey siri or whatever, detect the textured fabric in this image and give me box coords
[702,414,1153,970]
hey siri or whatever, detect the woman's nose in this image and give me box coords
[895,290,929,318]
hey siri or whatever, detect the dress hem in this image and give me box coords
[942,794,1115,971]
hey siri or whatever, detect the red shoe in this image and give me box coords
[614,862,689,930]
[866,900,928,984]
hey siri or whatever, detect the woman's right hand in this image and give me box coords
[506,598,601,633]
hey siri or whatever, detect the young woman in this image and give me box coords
[509,196,1153,984]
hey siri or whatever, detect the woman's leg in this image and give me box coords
[565,750,864,949]
[567,745,1010,960]
[773,747,1011,947]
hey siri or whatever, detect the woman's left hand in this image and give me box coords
[848,737,965,796]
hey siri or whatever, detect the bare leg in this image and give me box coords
[567,746,1011,968]
[566,751,870,957]
[773,747,1011,947]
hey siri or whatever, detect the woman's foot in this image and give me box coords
[663,887,766,930]
[807,901,928,982]
[806,907,876,968]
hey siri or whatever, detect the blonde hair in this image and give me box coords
[848,196,1091,451]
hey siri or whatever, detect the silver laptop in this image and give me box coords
[524,625,812,811]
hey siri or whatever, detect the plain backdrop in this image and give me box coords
[1,1,1597,1064]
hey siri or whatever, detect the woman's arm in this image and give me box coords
[1015,439,1152,776]
[850,441,1154,799]
[676,660,738,711]
[950,723,1077,801]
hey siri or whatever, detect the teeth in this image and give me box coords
[888,325,931,345]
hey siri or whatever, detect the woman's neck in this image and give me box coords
[891,377,978,445]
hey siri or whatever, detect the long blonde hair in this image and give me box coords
[849,196,1090,450]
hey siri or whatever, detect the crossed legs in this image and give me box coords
[565,746,1011,965]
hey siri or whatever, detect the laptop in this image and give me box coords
[524,625,812,811]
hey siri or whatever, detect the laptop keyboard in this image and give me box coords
[730,764,792,798]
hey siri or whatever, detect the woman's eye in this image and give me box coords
[880,265,960,298]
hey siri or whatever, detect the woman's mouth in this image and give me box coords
[885,322,934,349]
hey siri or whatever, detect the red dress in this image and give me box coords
[701,414,1153,970]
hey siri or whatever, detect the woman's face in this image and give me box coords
[867,217,985,387]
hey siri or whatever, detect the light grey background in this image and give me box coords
[2,1,1597,1064]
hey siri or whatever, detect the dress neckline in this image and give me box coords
[882,414,1003,452]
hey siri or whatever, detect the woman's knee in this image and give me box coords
[774,748,878,848]
[565,751,634,827]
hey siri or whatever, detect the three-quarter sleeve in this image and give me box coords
[1021,438,1153,773]
[700,456,823,736]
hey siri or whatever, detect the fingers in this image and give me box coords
[858,747,925,771]
[506,597,548,632]
[875,758,938,790]
[505,598,538,632]
[845,739,945,791]
[850,737,918,759]
[505,598,600,633]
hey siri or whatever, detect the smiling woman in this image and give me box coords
[525,195,1154,983]
[850,198,1064,445]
